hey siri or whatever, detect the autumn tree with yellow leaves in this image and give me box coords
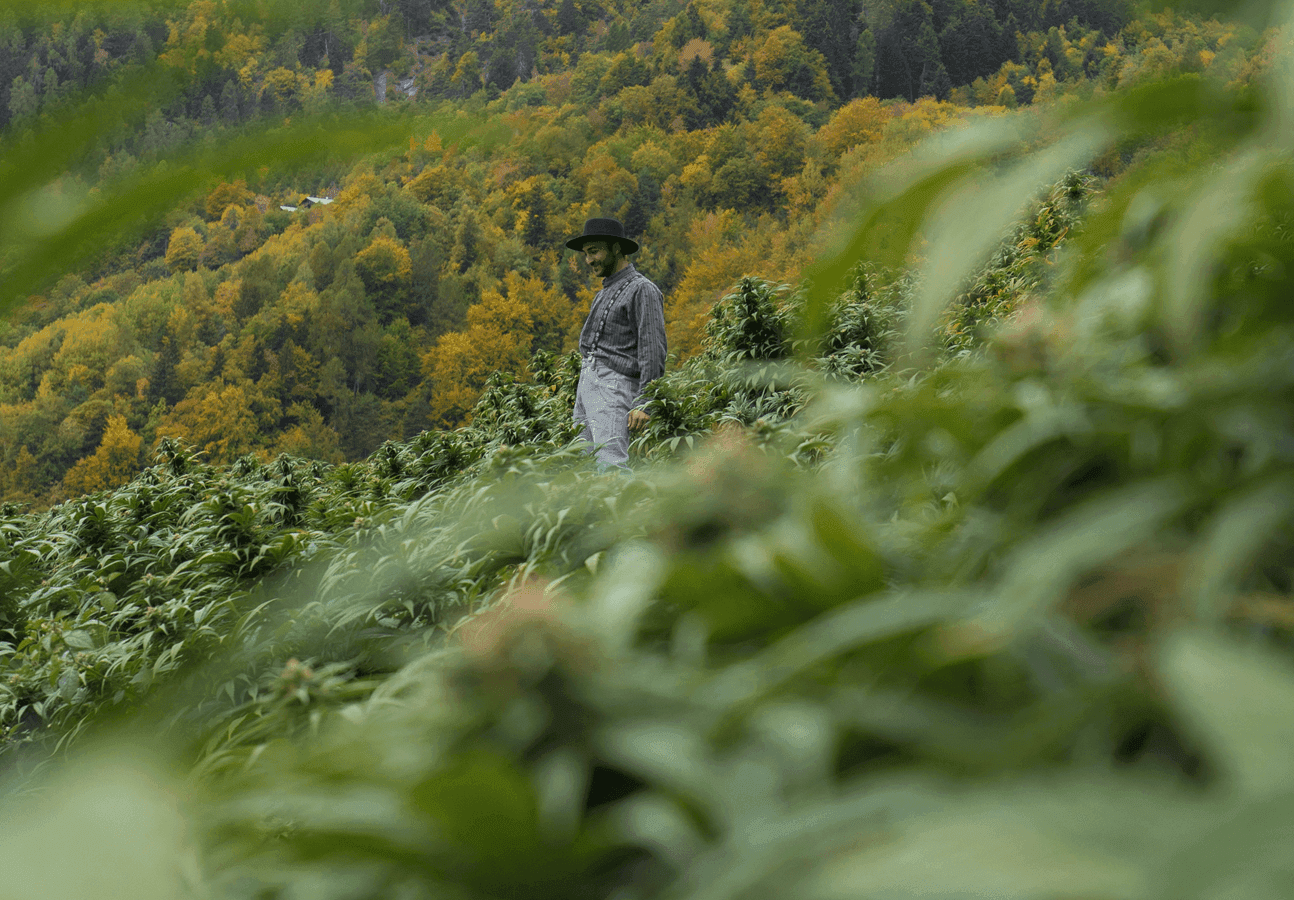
[61,415,143,495]
[165,227,205,273]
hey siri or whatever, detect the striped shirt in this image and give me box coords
[578,263,667,406]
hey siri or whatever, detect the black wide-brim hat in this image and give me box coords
[565,217,639,254]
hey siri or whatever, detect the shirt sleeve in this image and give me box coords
[631,279,668,408]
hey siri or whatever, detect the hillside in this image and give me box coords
[0,0,1261,507]
[1,0,1294,896]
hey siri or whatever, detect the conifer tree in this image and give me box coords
[874,0,950,100]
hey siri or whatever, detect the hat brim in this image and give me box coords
[565,233,639,254]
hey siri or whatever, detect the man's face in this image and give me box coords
[582,240,620,278]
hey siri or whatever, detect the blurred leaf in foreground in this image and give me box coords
[0,747,191,900]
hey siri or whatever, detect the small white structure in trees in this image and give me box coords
[280,195,336,212]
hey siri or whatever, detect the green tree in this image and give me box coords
[374,319,422,399]
[711,153,771,212]
[354,234,413,323]
[557,0,582,36]
[797,0,861,97]
[874,0,950,100]
[938,1,1011,87]
[361,14,404,73]
[8,74,37,119]
[235,254,281,322]
[219,78,241,122]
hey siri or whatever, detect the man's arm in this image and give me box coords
[631,280,667,409]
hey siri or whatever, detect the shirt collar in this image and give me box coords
[602,262,637,289]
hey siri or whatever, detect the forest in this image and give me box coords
[2,0,1294,897]
[0,0,1259,505]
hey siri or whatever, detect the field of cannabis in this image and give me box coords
[3,2,1294,899]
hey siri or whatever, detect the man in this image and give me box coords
[565,217,667,470]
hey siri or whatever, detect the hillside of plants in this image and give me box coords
[0,0,1265,505]
[3,0,1294,897]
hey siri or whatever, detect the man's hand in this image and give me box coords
[627,408,650,432]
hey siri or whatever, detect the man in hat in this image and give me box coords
[565,217,667,470]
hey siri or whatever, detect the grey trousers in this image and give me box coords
[573,356,637,470]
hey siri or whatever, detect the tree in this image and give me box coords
[317,261,380,392]
[599,51,650,96]
[355,234,414,322]
[235,254,281,322]
[938,2,1011,87]
[361,14,404,73]
[796,0,861,97]
[854,25,877,95]
[165,226,204,273]
[488,11,542,90]
[817,96,890,157]
[219,78,241,122]
[873,0,950,101]
[61,414,142,496]
[374,319,422,399]
[158,379,267,462]
[407,163,458,206]
[206,180,253,220]
[199,92,217,126]
[449,206,486,274]
[150,332,183,406]
[557,0,581,37]
[8,75,37,119]
[711,154,771,212]
[495,271,579,354]
[263,66,302,110]
[270,401,344,462]
[750,25,834,101]
[575,154,638,219]
[753,105,810,182]
[460,0,495,36]
[422,290,534,426]
[606,21,631,53]
[509,175,556,247]
[451,49,482,96]
[406,235,444,329]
